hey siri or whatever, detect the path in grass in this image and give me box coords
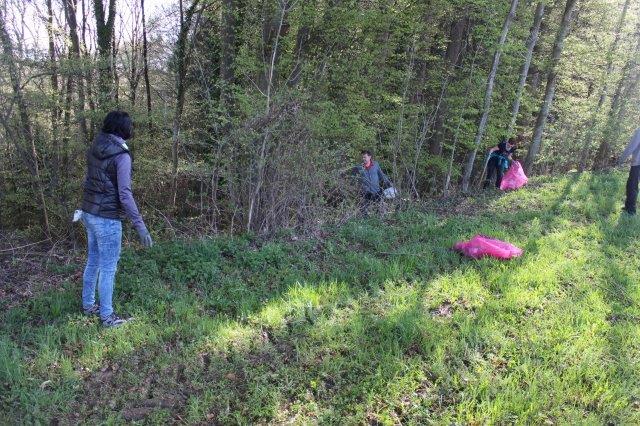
[2,171,640,424]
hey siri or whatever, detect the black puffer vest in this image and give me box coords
[81,133,130,219]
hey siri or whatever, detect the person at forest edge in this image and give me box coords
[78,111,153,328]
[617,128,640,215]
[484,137,517,189]
[355,150,393,215]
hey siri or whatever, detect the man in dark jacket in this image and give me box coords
[355,150,392,215]
[617,128,640,215]
[78,111,152,327]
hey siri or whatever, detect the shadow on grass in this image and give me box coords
[2,171,637,424]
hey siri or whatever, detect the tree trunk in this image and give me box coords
[577,0,631,172]
[93,0,117,106]
[287,24,310,87]
[63,0,89,144]
[429,13,469,156]
[141,0,153,131]
[112,29,120,105]
[46,0,61,181]
[508,1,545,135]
[0,9,51,238]
[220,0,237,127]
[171,0,202,206]
[524,0,579,175]
[461,0,519,193]
[444,47,480,196]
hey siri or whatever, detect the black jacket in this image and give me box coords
[81,133,130,219]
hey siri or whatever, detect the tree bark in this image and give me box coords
[524,0,579,175]
[429,13,469,156]
[461,0,519,193]
[577,0,631,172]
[508,1,545,136]
[93,0,117,106]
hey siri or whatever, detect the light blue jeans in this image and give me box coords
[81,212,122,319]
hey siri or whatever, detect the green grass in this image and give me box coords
[2,171,640,424]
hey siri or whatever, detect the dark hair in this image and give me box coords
[102,110,133,140]
[507,137,517,145]
[361,150,372,156]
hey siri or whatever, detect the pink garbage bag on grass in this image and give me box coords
[453,235,523,260]
[500,160,528,191]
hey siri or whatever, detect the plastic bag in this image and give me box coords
[383,187,398,199]
[453,235,523,260]
[500,160,528,191]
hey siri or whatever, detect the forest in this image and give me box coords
[1,0,639,239]
[4,1,640,423]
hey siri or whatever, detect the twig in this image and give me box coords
[0,239,51,254]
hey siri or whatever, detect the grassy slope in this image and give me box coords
[2,172,640,424]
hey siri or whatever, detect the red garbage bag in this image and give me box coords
[500,160,528,191]
[453,235,523,260]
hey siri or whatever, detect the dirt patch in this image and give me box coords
[121,397,181,421]
[0,232,83,309]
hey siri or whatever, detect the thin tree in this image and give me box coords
[508,1,545,135]
[461,0,519,193]
[247,0,293,231]
[45,0,61,178]
[63,0,89,144]
[141,0,152,131]
[524,0,579,174]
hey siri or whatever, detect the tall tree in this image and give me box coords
[429,12,470,157]
[45,0,61,175]
[577,0,631,172]
[220,0,237,128]
[93,0,117,106]
[461,0,520,193]
[508,1,545,135]
[141,0,152,130]
[171,0,203,205]
[63,0,89,144]
[524,0,579,174]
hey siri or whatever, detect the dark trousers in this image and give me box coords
[625,165,640,214]
[484,157,504,189]
[360,192,381,215]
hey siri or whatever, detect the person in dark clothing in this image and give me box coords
[617,128,640,215]
[355,150,393,215]
[484,137,517,189]
[76,111,152,328]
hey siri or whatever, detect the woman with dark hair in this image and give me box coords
[77,111,152,327]
[484,137,517,189]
